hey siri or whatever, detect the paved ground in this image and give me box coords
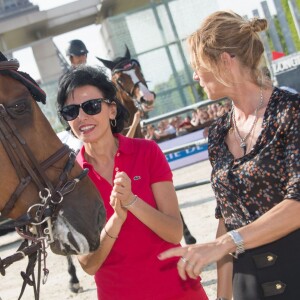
[0,159,218,300]
[174,159,217,298]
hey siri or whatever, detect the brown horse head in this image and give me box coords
[0,52,106,255]
[97,46,156,137]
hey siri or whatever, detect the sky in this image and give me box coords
[13,0,277,80]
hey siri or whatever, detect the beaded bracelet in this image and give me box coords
[122,195,138,208]
[104,227,118,239]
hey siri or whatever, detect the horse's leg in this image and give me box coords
[181,212,197,244]
[67,255,83,293]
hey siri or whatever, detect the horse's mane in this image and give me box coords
[0,51,46,104]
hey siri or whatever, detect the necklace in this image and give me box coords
[231,86,263,155]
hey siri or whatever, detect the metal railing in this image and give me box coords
[175,179,210,191]
[143,96,224,191]
[163,137,208,155]
[161,139,210,191]
[141,97,228,126]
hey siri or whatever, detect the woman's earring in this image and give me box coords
[110,118,117,127]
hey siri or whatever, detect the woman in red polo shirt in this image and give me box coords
[56,65,208,300]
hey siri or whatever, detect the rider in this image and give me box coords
[65,39,88,67]
[58,39,89,149]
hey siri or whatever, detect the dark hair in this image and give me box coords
[56,65,129,133]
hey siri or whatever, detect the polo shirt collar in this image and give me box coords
[76,133,135,168]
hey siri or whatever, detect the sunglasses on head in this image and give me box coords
[60,98,111,121]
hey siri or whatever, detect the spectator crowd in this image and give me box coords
[143,100,232,142]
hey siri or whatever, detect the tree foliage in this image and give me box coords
[280,0,300,51]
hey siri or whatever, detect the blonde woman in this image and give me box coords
[159,11,300,300]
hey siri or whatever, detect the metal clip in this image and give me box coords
[42,268,49,284]
[39,188,51,204]
[43,217,54,244]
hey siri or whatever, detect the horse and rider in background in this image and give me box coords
[97,46,155,138]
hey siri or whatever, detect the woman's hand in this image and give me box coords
[110,195,127,223]
[158,240,230,280]
[132,110,142,124]
[111,171,135,207]
[110,171,135,222]
[126,111,143,138]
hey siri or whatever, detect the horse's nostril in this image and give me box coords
[141,93,155,103]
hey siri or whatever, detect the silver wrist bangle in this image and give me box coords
[227,229,245,259]
[216,298,229,300]
[122,195,138,208]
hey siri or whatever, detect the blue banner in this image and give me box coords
[165,144,208,162]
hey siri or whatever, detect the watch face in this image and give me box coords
[228,230,245,256]
[232,230,243,244]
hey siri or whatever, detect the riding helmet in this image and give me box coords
[66,39,89,56]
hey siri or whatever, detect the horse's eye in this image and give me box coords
[8,100,30,116]
[11,103,26,113]
[13,103,26,113]
[117,79,123,84]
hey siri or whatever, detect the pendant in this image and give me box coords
[240,142,247,155]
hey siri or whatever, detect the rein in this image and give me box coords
[115,79,145,111]
[0,100,88,299]
[116,78,145,99]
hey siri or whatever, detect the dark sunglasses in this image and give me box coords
[60,98,111,121]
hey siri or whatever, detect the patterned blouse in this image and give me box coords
[208,87,300,231]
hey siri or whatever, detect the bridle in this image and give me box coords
[0,100,88,300]
[0,104,71,217]
[112,59,155,111]
[0,62,88,300]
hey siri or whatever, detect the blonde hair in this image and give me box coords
[188,11,268,86]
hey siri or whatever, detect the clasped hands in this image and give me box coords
[110,171,135,221]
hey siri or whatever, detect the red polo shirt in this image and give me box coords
[77,134,207,300]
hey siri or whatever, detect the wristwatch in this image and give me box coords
[227,229,245,258]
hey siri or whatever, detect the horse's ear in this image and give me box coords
[124,45,131,60]
[96,57,117,71]
[0,51,8,62]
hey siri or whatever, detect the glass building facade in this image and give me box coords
[0,0,38,19]
[99,0,219,117]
